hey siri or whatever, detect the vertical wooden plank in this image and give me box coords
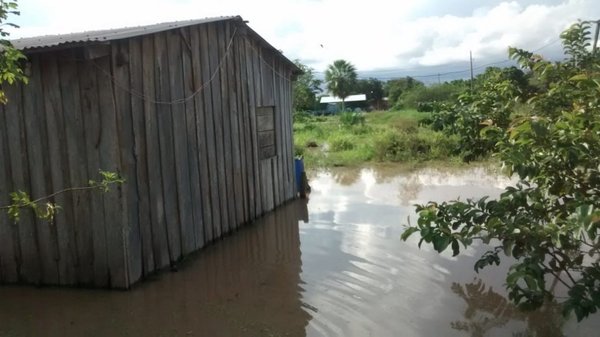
[261,51,281,209]
[262,160,273,212]
[245,38,263,216]
[272,58,284,208]
[288,71,296,199]
[207,22,227,238]
[283,64,291,201]
[284,68,294,200]
[79,57,108,287]
[279,61,290,201]
[0,104,19,283]
[219,21,243,231]
[226,22,245,228]
[40,54,77,285]
[238,34,255,221]
[231,24,250,226]
[95,54,128,288]
[181,27,205,250]
[191,25,214,245]
[276,60,286,205]
[58,50,93,285]
[198,24,219,242]
[167,29,195,255]
[22,55,59,284]
[256,48,274,212]
[129,37,155,276]
[142,34,169,269]
[111,40,142,286]
[154,31,182,263]
[4,82,40,284]
[217,22,236,234]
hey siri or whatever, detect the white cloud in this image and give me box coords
[9,0,600,74]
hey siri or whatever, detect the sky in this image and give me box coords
[9,0,600,82]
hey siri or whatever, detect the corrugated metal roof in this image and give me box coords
[11,16,240,51]
[320,94,367,104]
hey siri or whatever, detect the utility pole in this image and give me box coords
[437,73,441,85]
[469,50,474,92]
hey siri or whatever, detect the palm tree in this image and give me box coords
[324,59,357,112]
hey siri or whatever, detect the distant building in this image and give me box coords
[319,94,367,104]
[319,94,367,113]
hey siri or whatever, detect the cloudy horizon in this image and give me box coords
[9,0,599,82]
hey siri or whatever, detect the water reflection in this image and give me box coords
[451,279,565,337]
[330,167,362,186]
[1,165,598,337]
[0,200,311,337]
[302,166,599,337]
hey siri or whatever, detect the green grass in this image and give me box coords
[293,109,464,168]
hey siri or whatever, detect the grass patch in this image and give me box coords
[293,109,468,168]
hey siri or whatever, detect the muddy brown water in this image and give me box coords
[1,165,598,337]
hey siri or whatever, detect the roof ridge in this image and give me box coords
[12,16,241,50]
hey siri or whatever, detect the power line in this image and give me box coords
[322,37,564,81]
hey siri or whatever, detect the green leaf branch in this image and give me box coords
[402,21,600,321]
[1,170,125,222]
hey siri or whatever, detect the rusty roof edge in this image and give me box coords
[11,15,301,78]
[11,16,241,51]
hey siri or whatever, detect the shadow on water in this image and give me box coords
[0,200,312,337]
[451,279,565,337]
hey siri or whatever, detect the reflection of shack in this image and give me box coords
[319,94,367,114]
[0,16,300,289]
[0,200,312,337]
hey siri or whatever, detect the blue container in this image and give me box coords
[294,157,305,193]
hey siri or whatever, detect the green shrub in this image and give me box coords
[401,83,465,109]
[329,134,356,152]
[339,111,365,127]
[293,110,314,123]
[373,128,457,162]
[294,143,305,157]
[373,130,407,162]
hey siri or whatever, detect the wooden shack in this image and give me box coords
[0,16,300,288]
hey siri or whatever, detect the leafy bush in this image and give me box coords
[328,134,356,152]
[401,83,465,109]
[339,111,366,127]
[403,21,600,321]
[426,72,519,161]
[417,101,435,112]
[372,128,457,162]
[293,110,314,123]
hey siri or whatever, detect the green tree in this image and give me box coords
[356,77,384,110]
[401,82,466,109]
[383,77,424,110]
[292,59,322,112]
[402,21,600,321]
[324,59,357,112]
[474,66,532,98]
[425,67,524,161]
[0,0,27,103]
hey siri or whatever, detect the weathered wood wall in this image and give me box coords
[0,19,297,288]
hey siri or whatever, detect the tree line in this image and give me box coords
[293,59,533,114]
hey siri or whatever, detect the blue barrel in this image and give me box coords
[294,157,305,193]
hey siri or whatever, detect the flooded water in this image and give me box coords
[1,165,598,337]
